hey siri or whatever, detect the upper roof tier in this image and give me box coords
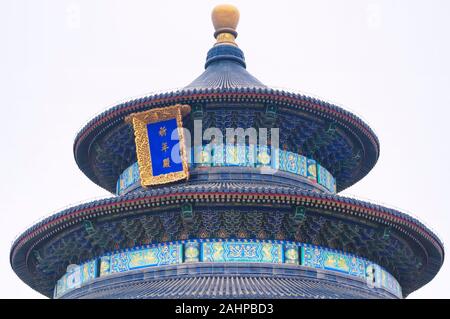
[73,4,380,194]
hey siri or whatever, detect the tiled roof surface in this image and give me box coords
[10,182,443,298]
[60,263,398,299]
[185,45,266,90]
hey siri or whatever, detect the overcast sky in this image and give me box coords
[1,0,449,299]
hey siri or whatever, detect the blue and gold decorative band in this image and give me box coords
[54,260,97,298]
[101,243,182,276]
[54,239,401,298]
[201,241,284,263]
[116,147,337,195]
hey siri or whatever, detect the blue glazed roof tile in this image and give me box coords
[185,45,266,91]
[63,275,395,299]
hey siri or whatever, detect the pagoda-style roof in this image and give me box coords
[74,87,379,194]
[10,182,443,298]
[73,4,379,195]
[11,4,443,300]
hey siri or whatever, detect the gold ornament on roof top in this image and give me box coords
[212,4,240,47]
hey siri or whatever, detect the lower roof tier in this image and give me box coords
[74,88,380,193]
[10,182,443,298]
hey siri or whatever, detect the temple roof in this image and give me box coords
[10,4,445,300]
[10,181,444,298]
[72,4,381,194]
[73,89,380,193]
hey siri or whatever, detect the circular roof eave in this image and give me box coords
[10,185,443,298]
[73,87,380,193]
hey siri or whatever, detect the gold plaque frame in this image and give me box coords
[125,104,191,187]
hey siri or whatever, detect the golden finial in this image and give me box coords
[211,4,240,46]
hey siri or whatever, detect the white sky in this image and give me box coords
[1,0,449,299]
